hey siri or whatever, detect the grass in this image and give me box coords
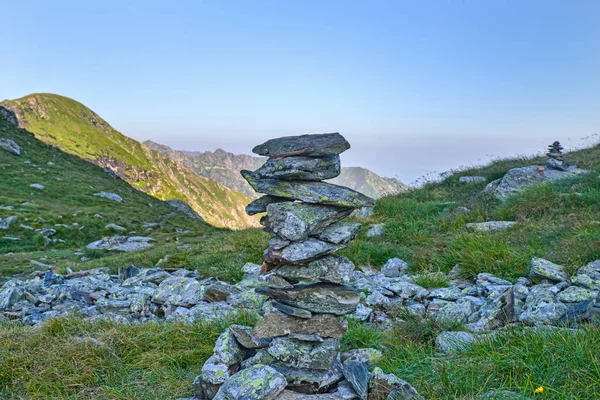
[2,315,599,399]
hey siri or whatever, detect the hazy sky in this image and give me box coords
[2,1,599,184]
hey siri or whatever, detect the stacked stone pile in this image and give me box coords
[192,133,419,400]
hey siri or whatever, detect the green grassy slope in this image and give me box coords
[0,116,266,279]
[0,94,258,229]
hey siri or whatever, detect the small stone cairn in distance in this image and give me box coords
[546,140,568,171]
[192,133,421,400]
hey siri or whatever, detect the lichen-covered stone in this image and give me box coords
[201,355,231,384]
[556,286,598,303]
[254,155,341,181]
[252,133,351,158]
[264,202,353,241]
[470,288,514,332]
[530,257,568,283]
[518,284,568,325]
[268,337,340,370]
[253,312,347,339]
[213,328,245,366]
[368,367,422,400]
[257,283,360,315]
[436,298,478,324]
[213,364,287,400]
[230,325,270,349]
[341,348,383,366]
[273,255,355,284]
[152,277,205,307]
[241,170,375,208]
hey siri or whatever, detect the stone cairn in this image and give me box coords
[546,140,568,171]
[192,133,418,400]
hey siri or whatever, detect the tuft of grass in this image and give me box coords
[412,271,450,289]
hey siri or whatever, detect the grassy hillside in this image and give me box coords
[2,136,600,399]
[0,94,258,229]
[0,116,266,279]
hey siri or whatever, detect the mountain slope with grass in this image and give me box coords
[144,140,409,198]
[2,134,600,399]
[0,94,258,229]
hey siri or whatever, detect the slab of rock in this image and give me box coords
[94,191,123,202]
[492,165,589,201]
[246,196,290,216]
[465,221,516,232]
[576,260,600,280]
[275,361,345,394]
[87,236,154,252]
[230,325,271,349]
[252,133,350,158]
[213,364,287,400]
[273,255,355,284]
[30,183,45,190]
[0,138,21,155]
[342,360,369,400]
[257,283,360,315]
[268,337,340,370]
[530,257,568,282]
[253,313,348,339]
[264,202,353,241]
[255,155,341,181]
[264,239,343,265]
[152,276,205,307]
[242,170,375,208]
[315,222,362,245]
[271,301,314,319]
[556,285,598,303]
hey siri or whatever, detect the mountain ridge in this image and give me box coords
[143,140,409,198]
[0,94,258,229]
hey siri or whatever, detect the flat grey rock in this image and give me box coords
[264,238,343,265]
[246,196,290,216]
[254,155,341,180]
[242,170,375,208]
[315,222,362,245]
[252,312,347,339]
[273,255,355,284]
[252,133,350,157]
[268,337,340,370]
[530,257,568,283]
[152,276,205,307]
[257,283,360,315]
[342,360,369,400]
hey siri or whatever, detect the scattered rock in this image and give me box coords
[0,138,21,155]
[105,223,126,232]
[0,216,17,230]
[366,224,384,238]
[459,176,486,183]
[29,183,45,190]
[86,236,154,252]
[94,191,122,202]
[381,258,409,278]
[465,221,516,232]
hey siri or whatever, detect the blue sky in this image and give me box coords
[2,0,599,183]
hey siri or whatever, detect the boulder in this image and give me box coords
[214,328,246,366]
[492,165,589,201]
[254,155,341,181]
[241,170,375,208]
[252,133,350,157]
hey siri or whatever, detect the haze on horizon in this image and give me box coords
[2,0,599,184]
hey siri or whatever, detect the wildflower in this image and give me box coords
[534,386,544,394]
